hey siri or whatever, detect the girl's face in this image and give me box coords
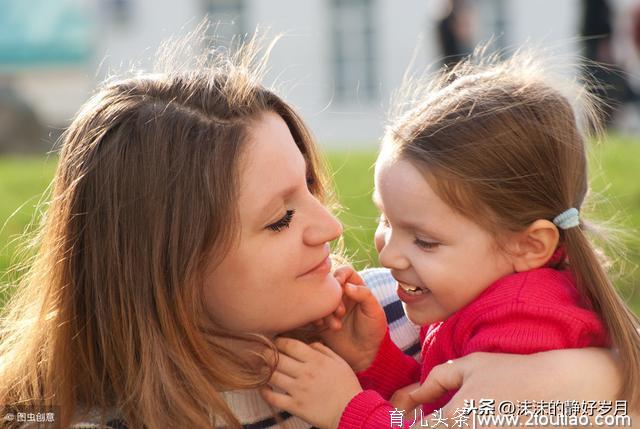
[373,154,515,326]
[202,112,343,336]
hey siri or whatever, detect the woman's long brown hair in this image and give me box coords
[386,48,640,407]
[0,28,333,428]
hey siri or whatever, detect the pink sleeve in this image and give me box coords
[356,329,421,400]
[339,390,415,429]
[459,301,610,355]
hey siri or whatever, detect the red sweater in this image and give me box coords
[338,267,609,429]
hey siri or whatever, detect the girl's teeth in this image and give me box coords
[399,282,426,295]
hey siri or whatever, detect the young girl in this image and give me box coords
[261,50,640,428]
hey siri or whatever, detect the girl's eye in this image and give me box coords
[414,238,439,250]
[267,209,296,232]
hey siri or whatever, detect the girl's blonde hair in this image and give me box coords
[385,48,640,406]
[0,29,332,428]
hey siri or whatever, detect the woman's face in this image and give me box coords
[202,112,344,336]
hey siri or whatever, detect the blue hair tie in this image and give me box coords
[553,207,580,230]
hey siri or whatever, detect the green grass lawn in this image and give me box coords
[0,156,57,292]
[1,136,639,314]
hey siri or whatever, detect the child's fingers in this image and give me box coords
[408,360,463,405]
[313,314,342,331]
[343,283,367,300]
[333,265,365,286]
[310,291,347,330]
[327,316,342,330]
[345,270,365,286]
[274,351,305,378]
[274,337,321,363]
[308,341,341,360]
[260,386,294,411]
[343,283,382,317]
[268,369,297,392]
[333,265,353,285]
[334,301,346,318]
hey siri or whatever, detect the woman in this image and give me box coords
[0,32,629,429]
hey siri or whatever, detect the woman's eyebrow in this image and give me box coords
[259,185,298,220]
[257,154,308,223]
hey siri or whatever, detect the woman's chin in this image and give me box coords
[319,276,343,310]
[271,277,343,335]
[302,280,344,325]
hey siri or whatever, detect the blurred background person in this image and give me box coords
[435,0,474,68]
[581,0,638,128]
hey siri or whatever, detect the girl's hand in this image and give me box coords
[320,268,388,371]
[261,337,362,429]
[312,265,365,331]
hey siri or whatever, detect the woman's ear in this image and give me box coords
[508,219,560,272]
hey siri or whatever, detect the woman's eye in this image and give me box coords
[414,238,439,250]
[306,175,315,189]
[267,209,296,232]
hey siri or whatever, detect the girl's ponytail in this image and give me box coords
[564,225,640,407]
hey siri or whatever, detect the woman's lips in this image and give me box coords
[299,255,332,277]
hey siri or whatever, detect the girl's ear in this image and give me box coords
[509,219,560,272]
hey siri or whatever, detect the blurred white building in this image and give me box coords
[1,0,592,149]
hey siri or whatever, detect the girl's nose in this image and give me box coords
[377,231,410,271]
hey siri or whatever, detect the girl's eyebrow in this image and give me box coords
[372,191,441,239]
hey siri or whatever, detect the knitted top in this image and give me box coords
[67,268,421,429]
[339,266,609,429]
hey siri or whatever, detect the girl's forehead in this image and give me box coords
[375,153,421,184]
[375,159,428,201]
[374,150,401,178]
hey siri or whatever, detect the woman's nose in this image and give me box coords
[303,201,343,246]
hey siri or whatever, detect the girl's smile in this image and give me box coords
[397,280,429,295]
[396,280,432,306]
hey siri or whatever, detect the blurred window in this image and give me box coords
[0,0,92,67]
[330,0,378,103]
